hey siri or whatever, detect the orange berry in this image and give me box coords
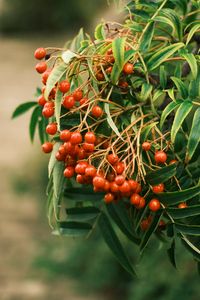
[152,183,164,194]
[149,199,161,211]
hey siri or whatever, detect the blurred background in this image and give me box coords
[0,0,199,299]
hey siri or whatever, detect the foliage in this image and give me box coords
[13,0,200,276]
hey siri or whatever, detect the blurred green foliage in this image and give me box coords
[0,0,106,34]
[34,230,200,300]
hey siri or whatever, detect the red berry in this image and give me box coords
[113,162,125,174]
[155,151,167,164]
[123,63,134,75]
[119,181,130,194]
[42,106,54,118]
[115,175,125,186]
[56,152,65,161]
[149,199,161,211]
[63,95,75,109]
[152,183,164,194]
[83,143,95,152]
[38,95,47,106]
[142,142,151,151]
[63,166,75,178]
[85,166,97,177]
[59,80,70,93]
[42,142,53,153]
[58,145,66,156]
[104,180,110,192]
[64,141,74,154]
[130,193,141,206]
[35,61,47,74]
[107,48,113,55]
[77,148,87,159]
[75,162,88,174]
[178,202,188,209]
[104,193,114,204]
[42,69,51,85]
[65,155,76,167]
[96,72,105,81]
[73,89,83,101]
[34,47,46,60]
[119,81,129,89]
[76,174,85,184]
[110,181,119,193]
[70,132,82,145]
[107,154,119,165]
[91,105,103,118]
[136,197,146,209]
[46,123,57,135]
[93,176,105,189]
[140,219,150,231]
[60,130,71,142]
[79,97,89,109]
[84,132,96,144]
[128,180,139,192]
[106,66,113,74]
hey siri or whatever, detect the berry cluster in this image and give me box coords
[34,45,183,231]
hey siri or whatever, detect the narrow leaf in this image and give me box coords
[112,37,126,70]
[145,163,177,185]
[55,89,63,131]
[157,185,200,206]
[167,240,177,269]
[175,223,200,236]
[12,101,37,119]
[44,62,67,100]
[54,221,92,237]
[95,23,106,40]
[66,207,100,222]
[186,23,200,45]
[140,21,155,52]
[147,43,184,71]
[29,106,41,142]
[105,103,124,141]
[181,53,198,79]
[167,205,200,219]
[187,108,200,160]
[171,77,188,99]
[160,101,180,129]
[98,213,137,277]
[181,234,200,262]
[171,101,193,143]
[48,142,62,177]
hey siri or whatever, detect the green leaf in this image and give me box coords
[64,187,104,202]
[53,161,65,199]
[107,202,140,244]
[62,50,78,64]
[159,66,167,89]
[167,205,200,219]
[48,142,62,177]
[131,9,150,20]
[112,37,126,70]
[54,221,92,237]
[12,101,37,119]
[175,223,200,236]
[157,185,200,206]
[167,240,177,269]
[98,213,137,277]
[159,9,183,41]
[55,89,63,131]
[104,103,124,141]
[94,23,106,40]
[140,211,163,252]
[147,43,184,71]
[160,101,180,129]
[139,21,155,52]
[66,207,100,222]
[186,23,200,45]
[187,108,200,160]
[44,62,67,100]
[145,163,177,185]
[38,117,47,144]
[170,77,188,99]
[29,106,41,142]
[181,234,200,262]
[181,53,198,79]
[171,101,193,143]
[137,83,153,102]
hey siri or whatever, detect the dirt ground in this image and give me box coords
[0,35,99,300]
